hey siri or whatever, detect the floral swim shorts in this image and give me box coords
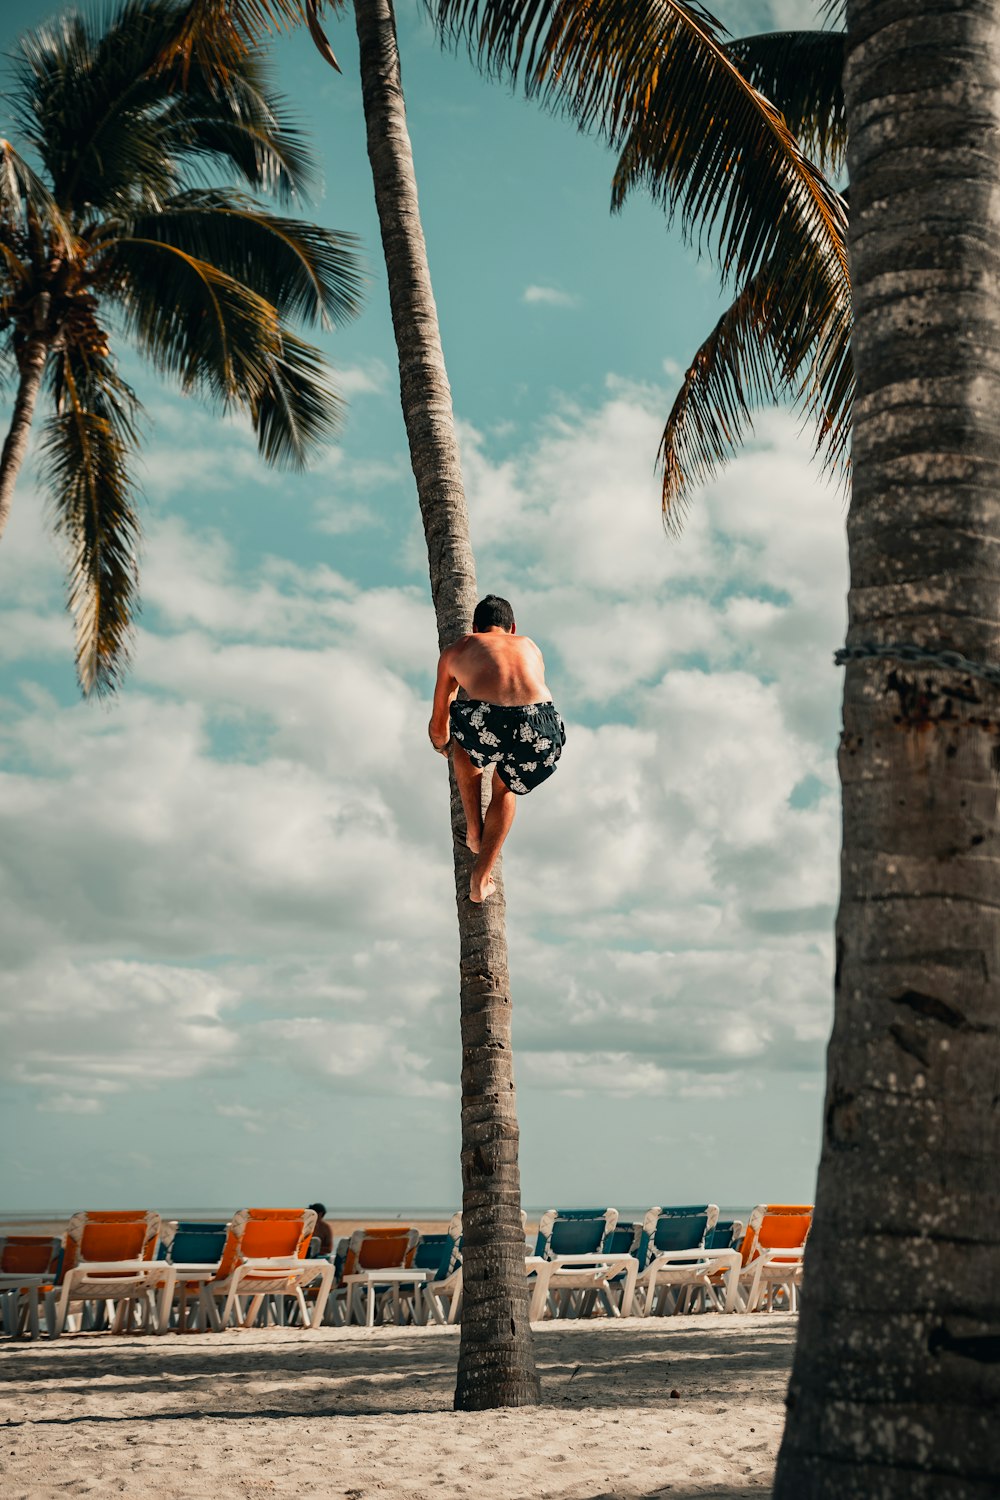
[449,698,566,795]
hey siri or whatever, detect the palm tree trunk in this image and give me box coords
[0,332,49,543]
[775,3,1000,1495]
[352,0,540,1410]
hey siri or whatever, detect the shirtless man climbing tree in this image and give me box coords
[429,595,566,903]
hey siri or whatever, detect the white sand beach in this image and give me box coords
[0,1315,795,1499]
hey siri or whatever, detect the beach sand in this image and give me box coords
[0,1314,795,1499]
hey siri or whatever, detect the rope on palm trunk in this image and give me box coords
[835,641,1000,689]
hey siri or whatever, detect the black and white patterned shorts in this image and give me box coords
[449,699,566,795]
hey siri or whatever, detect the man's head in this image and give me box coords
[472,594,515,633]
[308,1202,326,1220]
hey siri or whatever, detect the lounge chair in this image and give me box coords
[335,1226,421,1326]
[633,1204,746,1315]
[736,1204,813,1312]
[411,1214,463,1325]
[526,1208,638,1320]
[0,1236,62,1339]
[46,1211,168,1337]
[156,1221,229,1331]
[198,1208,333,1330]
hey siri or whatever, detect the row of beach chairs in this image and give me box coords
[0,1202,811,1339]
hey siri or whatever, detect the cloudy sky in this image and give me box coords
[0,0,846,1214]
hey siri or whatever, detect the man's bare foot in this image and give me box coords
[466,827,482,855]
[469,870,496,903]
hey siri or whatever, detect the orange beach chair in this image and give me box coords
[46,1211,167,1337]
[335,1226,421,1326]
[198,1208,333,1330]
[736,1203,813,1312]
[0,1236,62,1338]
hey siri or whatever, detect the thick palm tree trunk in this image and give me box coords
[352,0,540,1410]
[0,332,49,543]
[775,3,1000,1495]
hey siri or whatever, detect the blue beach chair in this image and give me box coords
[157,1221,229,1330]
[527,1208,638,1320]
[410,1213,463,1325]
[634,1204,740,1315]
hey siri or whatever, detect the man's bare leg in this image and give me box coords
[470,768,516,902]
[452,743,485,854]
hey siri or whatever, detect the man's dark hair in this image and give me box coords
[472,594,515,632]
[308,1202,327,1219]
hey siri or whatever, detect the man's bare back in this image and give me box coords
[428,594,565,903]
[442,630,552,708]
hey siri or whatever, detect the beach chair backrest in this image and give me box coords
[604,1221,637,1256]
[0,1235,62,1278]
[739,1204,813,1266]
[61,1211,160,1279]
[341,1226,420,1279]
[535,1208,618,1259]
[637,1205,718,1268]
[214,1208,317,1280]
[707,1218,744,1250]
[161,1222,229,1266]
[411,1214,463,1281]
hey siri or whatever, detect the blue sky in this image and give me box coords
[0,0,846,1214]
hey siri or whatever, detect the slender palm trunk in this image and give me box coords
[0,333,49,543]
[352,0,540,1410]
[775,3,1000,1495]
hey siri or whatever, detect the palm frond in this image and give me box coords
[157,67,316,202]
[10,1,191,213]
[41,348,143,696]
[103,233,284,401]
[724,31,846,178]
[252,328,344,467]
[117,189,365,327]
[434,0,849,341]
[165,0,345,78]
[660,256,853,528]
[0,138,73,249]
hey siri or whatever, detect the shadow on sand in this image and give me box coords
[1,1317,795,1429]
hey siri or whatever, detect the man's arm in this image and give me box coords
[428,646,460,754]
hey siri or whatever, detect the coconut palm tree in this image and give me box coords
[0,0,363,694]
[431,0,852,522]
[178,0,856,1412]
[773,0,1000,1492]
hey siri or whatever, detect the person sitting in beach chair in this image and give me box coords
[428,594,566,902]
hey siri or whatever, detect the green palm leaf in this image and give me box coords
[166,0,345,76]
[105,233,284,401]
[41,349,143,696]
[117,189,365,327]
[157,65,316,202]
[253,328,344,467]
[11,2,189,213]
[660,256,853,528]
[434,1,848,299]
[724,30,846,178]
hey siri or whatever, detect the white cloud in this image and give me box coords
[0,376,845,1150]
[522,284,579,308]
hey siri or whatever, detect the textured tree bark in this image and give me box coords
[0,333,49,544]
[775,2,1000,1495]
[352,0,540,1410]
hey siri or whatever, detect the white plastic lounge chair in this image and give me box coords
[46,1211,169,1337]
[0,1236,62,1339]
[736,1204,812,1312]
[155,1221,229,1331]
[335,1226,422,1326]
[198,1208,333,1330]
[526,1208,638,1320]
[633,1204,743,1315]
[412,1214,463,1325]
